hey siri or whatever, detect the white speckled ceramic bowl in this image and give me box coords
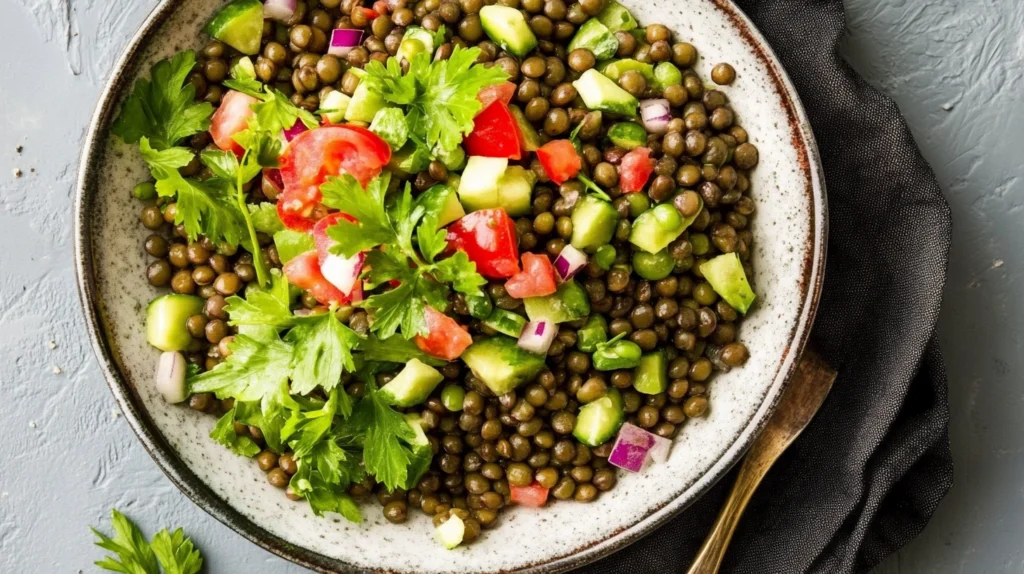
[75,0,826,571]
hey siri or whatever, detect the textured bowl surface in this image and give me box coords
[75,0,826,571]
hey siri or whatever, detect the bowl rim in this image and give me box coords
[74,0,827,571]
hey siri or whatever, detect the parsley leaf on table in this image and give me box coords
[91,509,202,574]
[112,51,213,151]
[210,407,261,457]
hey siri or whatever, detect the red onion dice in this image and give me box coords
[329,29,365,57]
[553,244,588,282]
[517,320,557,355]
[608,423,673,472]
[639,98,672,134]
[282,120,309,143]
[155,351,188,404]
[263,0,297,22]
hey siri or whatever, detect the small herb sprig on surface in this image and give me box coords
[91,509,203,574]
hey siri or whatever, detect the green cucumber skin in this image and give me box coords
[523,280,591,324]
[482,309,528,338]
[573,388,625,447]
[570,195,620,252]
[461,336,546,395]
[204,0,263,55]
[633,351,668,394]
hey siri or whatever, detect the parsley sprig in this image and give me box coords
[91,509,203,574]
[362,44,508,159]
[322,173,486,339]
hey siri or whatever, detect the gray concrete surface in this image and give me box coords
[0,0,1019,571]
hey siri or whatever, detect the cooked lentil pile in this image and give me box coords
[120,0,757,548]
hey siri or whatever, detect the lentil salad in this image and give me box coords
[119,0,758,549]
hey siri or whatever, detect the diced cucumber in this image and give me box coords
[436,514,466,549]
[389,141,431,174]
[369,107,409,150]
[633,351,668,394]
[607,122,648,150]
[570,195,620,252]
[632,249,676,280]
[573,388,625,447]
[319,90,351,124]
[654,62,683,89]
[466,294,494,320]
[699,253,756,314]
[404,414,433,486]
[482,309,528,338]
[400,26,435,61]
[508,105,541,152]
[404,413,431,448]
[457,156,508,212]
[596,0,638,32]
[573,69,638,117]
[461,336,546,395]
[568,19,619,61]
[479,5,538,57]
[523,280,590,324]
[497,165,536,216]
[629,198,703,253]
[146,294,204,352]
[418,185,466,229]
[344,82,385,123]
[204,0,263,55]
[576,315,608,352]
[592,338,642,370]
[433,142,467,171]
[598,59,656,83]
[379,358,445,407]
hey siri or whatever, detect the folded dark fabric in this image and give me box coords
[582,1,954,572]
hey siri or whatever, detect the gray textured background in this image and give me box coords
[0,0,1019,572]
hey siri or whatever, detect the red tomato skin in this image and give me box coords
[463,101,521,160]
[504,253,557,299]
[536,140,581,185]
[445,209,520,279]
[510,482,550,507]
[476,82,516,108]
[282,251,349,306]
[210,91,258,155]
[277,125,391,230]
[618,147,655,193]
[355,7,379,19]
[414,307,473,361]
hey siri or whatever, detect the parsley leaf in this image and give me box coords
[248,203,285,234]
[291,464,363,521]
[349,385,418,491]
[210,407,261,457]
[363,45,507,158]
[140,139,247,247]
[360,277,428,339]
[150,528,203,574]
[357,334,443,366]
[322,173,397,257]
[189,333,293,403]
[578,172,612,201]
[224,270,294,330]
[112,51,213,151]
[91,509,202,574]
[273,229,315,264]
[286,312,358,399]
[432,250,486,298]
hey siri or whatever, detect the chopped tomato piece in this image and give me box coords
[283,251,349,306]
[504,253,557,299]
[371,0,390,15]
[210,90,258,155]
[445,209,520,279]
[477,82,516,108]
[618,147,655,193]
[536,140,581,185]
[355,6,379,19]
[414,307,473,361]
[276,197,316,232]
[510,482,550,507]
[463,101,521,160]
[278,125,391,230]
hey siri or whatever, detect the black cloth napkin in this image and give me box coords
[582,1,954,572]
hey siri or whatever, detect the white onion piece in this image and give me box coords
[329,29,364,57]
[263,0,297,21]
[640,98,672,134]
[608,423,673,472]
[155,352,188,404]
[553,244,587,281]
[518,320,557,355]
[320,251,366,296]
